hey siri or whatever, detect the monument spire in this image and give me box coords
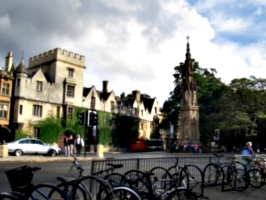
[179,36,200,143]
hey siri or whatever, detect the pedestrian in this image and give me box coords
[74,134,84,156]
[68,134,74,156]
[194,143,199,153]
[63,134,69,157]
[242,141,255,160]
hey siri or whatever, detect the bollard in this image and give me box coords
[97,145,104,158]
[0,144,8,157]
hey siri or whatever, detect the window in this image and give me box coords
[111,101,115,111]
[154,107,157,114]
[68,68,74,78]
[91,97,95,109]
[141,110,143,116]
[33,105,42,117]
[33,128,39,138]
[0,104,8,118]
[16,78,20,87]
[1,83,9,95]
[36,81,43,92]
[134,108,137,115]
[67,85,75,97]
[67,107,74,119]
[140,123,143,130]
[56,106,60,118]
[19,105,23,115]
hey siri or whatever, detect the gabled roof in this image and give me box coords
[142,96,155,113]
[83,87,92,97]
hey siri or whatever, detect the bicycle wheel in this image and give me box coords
[0,192,19,200]
[228,168,249,191]
[25,183,68,200]
[248,168,263,188]
[166,188,197,200]
[111,187,141,200]
[203,164,220,186]
[52,182,87,200]
[74,175,109,200]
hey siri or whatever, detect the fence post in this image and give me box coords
[175,157,179,166]
[91,160,95,175]
[137,158,140,170]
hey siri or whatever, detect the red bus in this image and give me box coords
[131,138,163,151]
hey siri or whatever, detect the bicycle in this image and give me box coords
[49,154,87,200]
[123,168,197,199]
[1,165,68,200]
[65,155,141,200]
[203,154,249,191]
[167,164,208,199]
[243,155,266,188]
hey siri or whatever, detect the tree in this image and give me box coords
[112,115,139,148]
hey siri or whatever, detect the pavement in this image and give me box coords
[1,152,266,199]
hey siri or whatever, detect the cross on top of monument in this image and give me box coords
[186,36,190,43]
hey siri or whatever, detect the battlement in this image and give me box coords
[29,48,85,68]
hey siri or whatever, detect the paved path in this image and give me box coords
[1,152,266,199]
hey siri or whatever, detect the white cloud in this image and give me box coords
[1,0,266,106]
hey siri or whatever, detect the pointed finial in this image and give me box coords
[186,36,190,43]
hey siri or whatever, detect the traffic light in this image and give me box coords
[89,111,98,126]
[78,111,86,126]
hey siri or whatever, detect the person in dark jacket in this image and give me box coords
[63,135,69,157]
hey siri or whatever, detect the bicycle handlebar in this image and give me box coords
[70,154,84,172]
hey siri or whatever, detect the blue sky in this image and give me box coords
[0,0,266,106]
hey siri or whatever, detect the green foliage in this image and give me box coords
[97,111,112,146]
[35,108,86,144]
[112,115,139,148]
[15,129,31,140]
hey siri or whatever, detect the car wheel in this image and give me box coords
[49,150,56,157]
[15,149,23,156]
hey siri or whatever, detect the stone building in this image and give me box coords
[83,81,161,139]
[10,48,85,138]
[179,38,200,142]
[0,52,14,142]
[2,48,161,141]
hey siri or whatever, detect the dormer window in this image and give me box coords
[36,81,43,92]
[68,68,74,78]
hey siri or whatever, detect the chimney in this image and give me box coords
[132,90,141,102]
[5,52,13,72]
[102,80,109,93]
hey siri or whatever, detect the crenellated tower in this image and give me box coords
[179,37,200,142]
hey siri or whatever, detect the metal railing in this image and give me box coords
[90,155,236,175]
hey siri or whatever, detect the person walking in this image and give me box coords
[68,134,74,156]
[63,135,69,157]
[74,134,84,156]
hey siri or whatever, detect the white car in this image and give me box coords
[7,138,61,157]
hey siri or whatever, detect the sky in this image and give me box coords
[1,0,266,106]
